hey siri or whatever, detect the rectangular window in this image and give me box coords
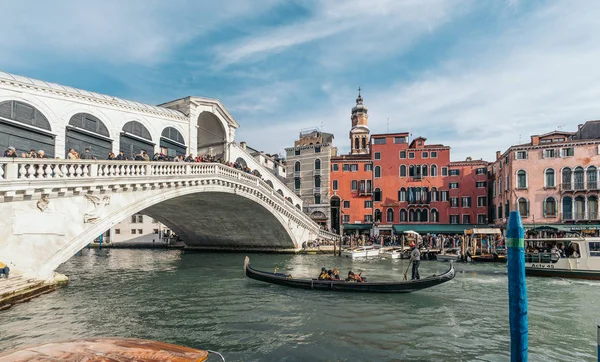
[343,215,350,223]
[332,164,339,172]
[138,229,143,234]
[505,156,509,165]
[351,180,358,190]
[431,151,438,158]
[408,152,415,159]
[374,152,381,160]
[422,152,429,158]
[343,164,350,172]
[449,182,459,189]
[394,136,407,144]
[333,180,338,190]
[315,195,321,204]
[544,149,557,158]
[554,137,565,142]
[541,139,552,144]
[364,200,373,208]
[450,215,459,224]
[561,147,574,157]
[477,214,487,224]
[364,164,372,171]
[399,151,406,159]
[450,198,459,207]
[440,191,449,201]
[449,169,460,176]
[476,168,486,175]
[131,215,137,223]
[589,241,600,257]
[364,214,373,223]
[461,197,472,207]
[115,229,120,234]
[477,196,487,207]
[476,181,487,188]
[314,146,321,153]
[515,151,528,160]
[373,138,386,144]
[343,201,350,208]
[153,229,159,234]
[462,215,471,224]
[295,149,300,156]
[350,164,358,172]
[131,229,136,234]
[441,167,448,176]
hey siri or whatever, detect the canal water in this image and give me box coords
[1,249,598,361]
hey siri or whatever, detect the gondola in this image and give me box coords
[243,256,455,293]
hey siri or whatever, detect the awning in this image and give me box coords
[342,223,372,231]
[392,224,479,234]
[523,224,600,232]
[466,228,502,235]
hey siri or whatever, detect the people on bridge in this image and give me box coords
[409,242,421,280]
[37,150,47,159]
[4,146,17,158]
[115,151,127,160]
[107,152,116,160]
[0,261,9,279]
[67,148,79,159]
[80,148,94,160]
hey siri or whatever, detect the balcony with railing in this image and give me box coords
[313,168,321,176]
[560,182,599,192]
[561,212,600,221]
[358,187,373,196]
[293,171,300,178]
[313,187,321,194]
[408,198,430,206]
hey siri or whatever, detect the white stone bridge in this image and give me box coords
[0,158,340,280]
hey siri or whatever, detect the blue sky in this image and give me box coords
[2,0,600,161]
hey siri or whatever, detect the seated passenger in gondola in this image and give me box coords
[318,267,330,280]
[332,268,340,280]
[346,271,364,282]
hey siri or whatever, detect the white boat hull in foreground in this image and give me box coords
[341,246,381,259]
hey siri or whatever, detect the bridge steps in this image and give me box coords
[0,272,68,310]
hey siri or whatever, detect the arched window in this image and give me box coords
[374,188,382,202]
[277,189,284,196]
[361,137,366,149]
[587,166,597,189]
[375,166,381,178]
[430,209,439,223]
[431,187,438,202]
[409,165,415,177]
[66,113,112,159]
[588,196,598,220]
[294,178,300,190]
[575,196,585,219]
[266,180,274,188]
[120,121,154,159]
[400,209,407,222]
[0,100,55,157]
[562,196,572,220]
[517,170,527,189]
[574,167,584,190]
[409,209,416,222]
[314,159,321,170]
[160,126,186,157]
[0,100,51,130]
[400,165,407,177]
[354,138,359,150]
[314,176,321,188]
[545,168,555,188]
[294,161,301,172]
[374,209,382,222]
[422,164,428,177]
[421,209,428,222]
[414,209,421,222]
[296,204,301,210]
[430,164,438,177]
[518,198,529,217]
[386,208,394,223]
[544,197,556,217]
[398,187,407,202]
[562,168,572,190]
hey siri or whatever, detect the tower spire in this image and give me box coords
[349,88,370,155]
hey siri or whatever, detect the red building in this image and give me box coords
[330,92,489,236]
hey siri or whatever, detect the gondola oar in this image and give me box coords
[403,261,412,281]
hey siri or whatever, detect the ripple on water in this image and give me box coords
[0,251,597,361]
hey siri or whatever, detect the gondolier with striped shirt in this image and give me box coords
[409,242,421,280]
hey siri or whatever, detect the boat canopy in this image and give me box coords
[465,228,502,235]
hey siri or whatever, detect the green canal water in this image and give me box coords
[1,249,598,361]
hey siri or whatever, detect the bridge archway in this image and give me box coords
[120,121,155,159]
[0,100,55,157]
[160,126,186,158]
[65,112,112,159]
[197,111,226,157]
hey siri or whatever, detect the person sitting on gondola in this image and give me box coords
[332,268,340,280]
[347,271,364,282]
[318,267,330,280]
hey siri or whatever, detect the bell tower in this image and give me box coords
[350,87,370,155]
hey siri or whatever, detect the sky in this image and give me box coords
[2,0,600,161]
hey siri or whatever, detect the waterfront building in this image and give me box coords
[107,214,174,244]
[331,91,489,237]
[285,129,336,229]
[239,141,286,182]
[489,121,600,234]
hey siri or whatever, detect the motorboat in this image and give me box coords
[244,257,455,293]
[384,248,402,259]
[437,248,461,262]
[524,237,600,279]
[341,245,381,259]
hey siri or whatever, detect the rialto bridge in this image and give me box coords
[0,71,339,280]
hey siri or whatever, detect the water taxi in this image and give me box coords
[524,237,600,279]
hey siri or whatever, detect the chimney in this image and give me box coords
[496,151,501,160]
[240,141,246,150]
[530,135,540,145]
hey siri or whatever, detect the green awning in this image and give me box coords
[523,224,600,232]
[392,224,481,234]
[342,223,372,231]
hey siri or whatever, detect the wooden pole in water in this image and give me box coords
[506,210,528,361]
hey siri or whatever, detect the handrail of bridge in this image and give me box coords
[0,157,338,240]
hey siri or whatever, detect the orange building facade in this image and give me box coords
[330,92,490,236]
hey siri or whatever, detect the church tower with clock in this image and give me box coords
[349,88,370,155]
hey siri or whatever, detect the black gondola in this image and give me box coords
[244,256,455,293]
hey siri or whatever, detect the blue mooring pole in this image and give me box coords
[506,210,528,361]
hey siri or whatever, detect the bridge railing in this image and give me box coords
[0,158,334,240]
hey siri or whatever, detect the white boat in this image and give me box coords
[384,249,402,259]
[341,245,381,259]
[437,248,461,262]
[524,237,600,279]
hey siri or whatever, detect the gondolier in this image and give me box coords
[410,242,421,280]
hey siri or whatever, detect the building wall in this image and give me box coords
[447,161,489,225]
[109,214,173,243]
[490,135,600,226]
[330,156,373,230]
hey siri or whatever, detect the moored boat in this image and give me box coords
[341,245,381,259]
[524,237,600,279]
[244,256,455,293]
[437,248,460,262]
